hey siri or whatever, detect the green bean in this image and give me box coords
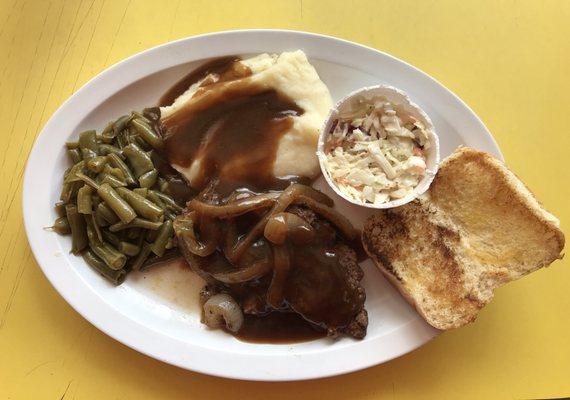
[97,183,137,223]
[50,216,71,235]
[130,118,164,150]
[85,219,126,270]
[109,218,162,232]
[96,202,119,224]
[94,206,109,227]
[150,220,173,257]
[60,182,73,203]
[98,144,123,157]
[123,143,154,178]
[63,161,86,183]
[89,241,127,270]
[102,164,125,180]
[99,173,127,188]
[65,204,88,254]
[65,141,80,149]
[86,156,108,173]
[132,111,150,122]
[100,123,115,144]
[119,241,140,257]
[91,194,101,208]
[54,201,67,217]
[67,148,82,163]
[130,243,152,271]
[63,165,71,180]
[150,190,183,212]
[165,237,176,249]
[81,148,97,160]
[146,191,165,209]
[116,130,127,148]
[75,172,100,191]
[126,227,142,240]
[134,135,152,151]
[116,187,163,221]
[60,181,81,203]
[79,130,97,149]
[113,115,131,136]
[78,130,98,159]
[145,228,158,242]
[107,153,136,186]
[102,230,121,247]
[164,209,177,221]
[138,169,157,188]
[82,250,126,285]
[88,213,103,242]
[157,177,169,193]
[77,185,93,214]
[133,187,148,198]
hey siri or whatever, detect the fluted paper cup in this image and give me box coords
[317,85,440,209]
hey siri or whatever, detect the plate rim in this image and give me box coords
[23,29,501,381]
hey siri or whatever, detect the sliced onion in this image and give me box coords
[203,294,244,333]
[293,185,334,207]
[266,244,291,309]
[199,215,222,247]
[187,193,279,219]
[175,231,215,282]
[264,212,315,245]
[212,259,272,284]
[222,219,238,260]
[173,212,217,257]
[263,214,288,245]
[292,195,358,240]
[227,184,325,263]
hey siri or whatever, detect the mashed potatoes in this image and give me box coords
[160,51,332,187]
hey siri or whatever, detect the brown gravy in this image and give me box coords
[159,56,241,107]
[235,312,325,344]
[160,57,303,194]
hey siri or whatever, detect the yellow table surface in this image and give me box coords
[1,0,568,398]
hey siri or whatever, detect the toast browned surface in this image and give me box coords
[362,147,565,330]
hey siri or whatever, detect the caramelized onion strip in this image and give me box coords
[226,184,300,262]
[222,219,238,260]
[292,195,358,240]
[267,244,290,309]
[227,184,334,262]
[173,212,217,257]
[199,215,222,247]
[294,185,335,207]
[187,193,279,219]
[264,212,315,245]
[211,259,273,284]
[175,227,215,282]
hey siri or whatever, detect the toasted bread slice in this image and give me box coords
[362,147,565,330]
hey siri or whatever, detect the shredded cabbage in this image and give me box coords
[324,96,430,205]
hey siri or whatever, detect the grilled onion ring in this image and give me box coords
[203,294,244,332]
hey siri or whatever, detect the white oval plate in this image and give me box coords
[23,30,502,381]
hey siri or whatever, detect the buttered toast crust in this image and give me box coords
[363,147,564,330]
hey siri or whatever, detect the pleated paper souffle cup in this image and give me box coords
[317,85,440,209]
